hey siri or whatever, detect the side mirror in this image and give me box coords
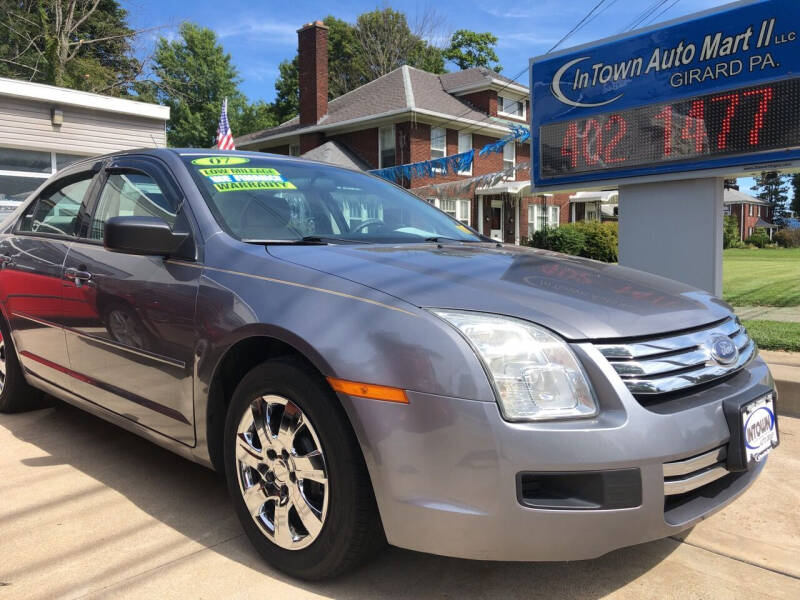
[104,216,189,257]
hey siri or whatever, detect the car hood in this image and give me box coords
[268,243,732,340]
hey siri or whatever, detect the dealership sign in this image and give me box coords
[530,0,800,190]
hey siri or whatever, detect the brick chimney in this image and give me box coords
[297,21,329,126]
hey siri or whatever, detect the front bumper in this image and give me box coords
[337,352,774,562]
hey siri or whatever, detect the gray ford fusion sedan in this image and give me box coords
[0,149,779,579]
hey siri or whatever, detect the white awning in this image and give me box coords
[475,180,531,195]
[569,190,618,203]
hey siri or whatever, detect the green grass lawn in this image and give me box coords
[723,247,800,307]
[743,320,800,353]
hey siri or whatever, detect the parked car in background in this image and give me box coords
[0,149,778,580]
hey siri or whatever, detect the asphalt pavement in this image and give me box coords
[1,402,798,600]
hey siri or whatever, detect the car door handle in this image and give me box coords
[65,267,93,287]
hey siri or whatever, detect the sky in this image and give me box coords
[121,0,760,190]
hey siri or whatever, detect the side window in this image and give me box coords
[90,172,178,240]
[18,175,94,237]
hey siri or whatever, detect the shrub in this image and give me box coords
[526,221,618,262]
[529,225,586,255]
[723,214,740,249]
[574,221,618,262]
[774,228,800,248]
[744,227,771,248]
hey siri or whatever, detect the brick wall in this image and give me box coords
[461,90,497,116]
[330,128,379,169]
[260,144,290,155]
[519,193,572,240]
[514,142,530,181]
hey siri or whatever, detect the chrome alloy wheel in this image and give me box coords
[0,333,6,394]
[235,394,329,550]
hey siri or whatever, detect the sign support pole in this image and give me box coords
[618,178,724,295]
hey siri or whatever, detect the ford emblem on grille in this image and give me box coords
[708,334,738,365]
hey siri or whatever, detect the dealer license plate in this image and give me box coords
[742,393,779,465]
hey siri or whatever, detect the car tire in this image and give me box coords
[0,315,44,413]
[223,358,385,580]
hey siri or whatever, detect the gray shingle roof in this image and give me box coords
[235,66,517,147]
[439,66,522,92]
[299,140,369,170]
[723,188,770,206]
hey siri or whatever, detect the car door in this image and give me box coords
[62,157,201,445]
[0,169,99,391]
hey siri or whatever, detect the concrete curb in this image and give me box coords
[761,350,800,418]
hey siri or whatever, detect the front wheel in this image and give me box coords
[0,315,43,413]
[223,358,384,579]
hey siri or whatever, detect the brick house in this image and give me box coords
[235,20,571,244]
[723,187,777,241]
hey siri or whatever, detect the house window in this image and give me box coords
[430,126,446,160]
[431,197,470,225]
[0,147,88,203]
[549,205,560,227]
[528,203,560,235]
[289,144,300,157]
[758,205,762,217]
[748,226,753,237]
[503,142,515,179]
[498,96,525,119]
[379,126,396,168]
[457,131,472,175]
[723,204,731,215]
[748,204,753,216]
[585,202,600,222]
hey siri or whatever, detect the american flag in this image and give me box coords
[215,98,235,150]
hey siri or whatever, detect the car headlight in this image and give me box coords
[432,310,597,422]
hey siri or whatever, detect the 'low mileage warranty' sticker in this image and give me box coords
[197,167,297,192]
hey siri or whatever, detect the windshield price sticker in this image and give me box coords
[196,166,298,191]
[213,180,297,192]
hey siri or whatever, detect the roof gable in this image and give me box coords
[236,65,512,147]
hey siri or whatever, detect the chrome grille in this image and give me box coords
[663,446,729,496]
[594,317,756,395]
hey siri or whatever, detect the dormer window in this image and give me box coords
[498,95,525,119]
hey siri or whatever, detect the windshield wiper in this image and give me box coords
[243,238,327,245]
[425,236,475,243]
[300,236,370,244]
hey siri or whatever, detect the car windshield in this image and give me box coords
[181,154,482,244]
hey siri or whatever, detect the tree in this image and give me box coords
[0,0,143,95]
[751,172,789,227]
[272,57,299,124]
[147,23,274,147]
[790,173,800,217]
[272,8,447,123]
[723,214,740,249]
[444,30,502,72]
[352,8,445,81]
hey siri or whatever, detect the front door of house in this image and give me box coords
[490,200,503,242]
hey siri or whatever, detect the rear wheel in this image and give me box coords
[0,316,43,413]
[223,358,384,579]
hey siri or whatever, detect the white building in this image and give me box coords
[0,77,169,202]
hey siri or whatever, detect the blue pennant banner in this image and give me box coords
[370,124,530,183]
[370,150,475,184]
[478,124,530,157]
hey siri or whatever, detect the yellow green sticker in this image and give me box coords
[213,181,297,192]
[198,167,281,176]
[191,156,250,166]
[456,224,471,233]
